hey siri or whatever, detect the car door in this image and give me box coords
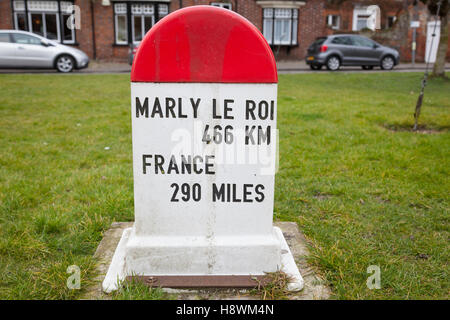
[330,36,357,65]
[0,32,20,67]
[351,36,382,65]
[11,33,53,68]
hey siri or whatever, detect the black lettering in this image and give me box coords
[205,155,215,175]
[154,154,164,174]
[165,97,176,118]
[142,154,152,174]
[255,184,265,202]
[170,183,179,202]
[212,99,221,119]
[258,101,269,120]
[212,183,225,202]
[136,97,149,118]
[245,125,255,145]
[258,126,271,145]
[181,184,190,201]
[224,99,234,119]
[178,97,187,118]
[232,184,241,202]
[190,98,201,118]
[246,100,256,120]
[151,97,163,118]
[193,156,203,174]
[192,184,201,201]
[270,100,275,120]
[180,155,192,174]
[167,155,179,174]
[243,184,253,202]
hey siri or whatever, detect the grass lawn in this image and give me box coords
[0,72,448,300]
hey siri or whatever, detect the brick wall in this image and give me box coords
[276,0,326,61]
[0,0,13,29]
[171,0,262,30]
[73,0,94,59]
[92,1,127,61]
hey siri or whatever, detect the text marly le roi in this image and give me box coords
[135,96,274,123]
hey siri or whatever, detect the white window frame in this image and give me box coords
[114,3,128,44]
[60,13,75,44]
[132,15,155,44]
[115,14,128,45]
[158,4,169,18]
[326,14,340,30]
[131,4,155,44]
[27,1,58,11]
[353,7,377,31]
[14,12,27,31]
[114,3,169,45]
[12,1,76,44]
[262,8,298,46]
[211,2,232,10]
[28,11,61,42]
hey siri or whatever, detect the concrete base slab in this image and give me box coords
[82,222,331,300]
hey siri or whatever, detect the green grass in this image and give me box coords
[111,279,171,300]
[0,72,448,299]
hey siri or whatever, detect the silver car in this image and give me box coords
[306,34,400,71]
[0,30,89,73]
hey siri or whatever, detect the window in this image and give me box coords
[263,8,298,46]
[331,36,352,45]
[131,4,154,43]
[356,15,370,31]
[387,16,396,28]
[352,36,374,48]
[211,3,232,10]
[12,1,75,43]
[326,15,340,30]
[15,13,27,31]
[61,2,75,43]
[29,12,59,40]
[312,37,326,46]
[114,2,169,45]
[0,33,11,43]
[12,32,42,45]
[158,4,168,18]
[353,7,379,31]
[114,3,128,44]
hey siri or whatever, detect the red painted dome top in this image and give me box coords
[131,6,277,83]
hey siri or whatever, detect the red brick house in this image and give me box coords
[0,0,447,62]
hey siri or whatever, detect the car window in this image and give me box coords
[312,37,327,46]
[331,36,352,45]
[352,36,374,48]
[0,33,11,43]
[12,33,42,45]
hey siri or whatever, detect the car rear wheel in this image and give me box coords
[362,66,374,70]
[56,55,74,73]
[310,64,322,70]
[380,56,395,70]
[326,56,340,71]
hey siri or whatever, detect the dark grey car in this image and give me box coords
[306,34,400,71]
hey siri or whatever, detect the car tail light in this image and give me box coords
[320,45,328,53]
